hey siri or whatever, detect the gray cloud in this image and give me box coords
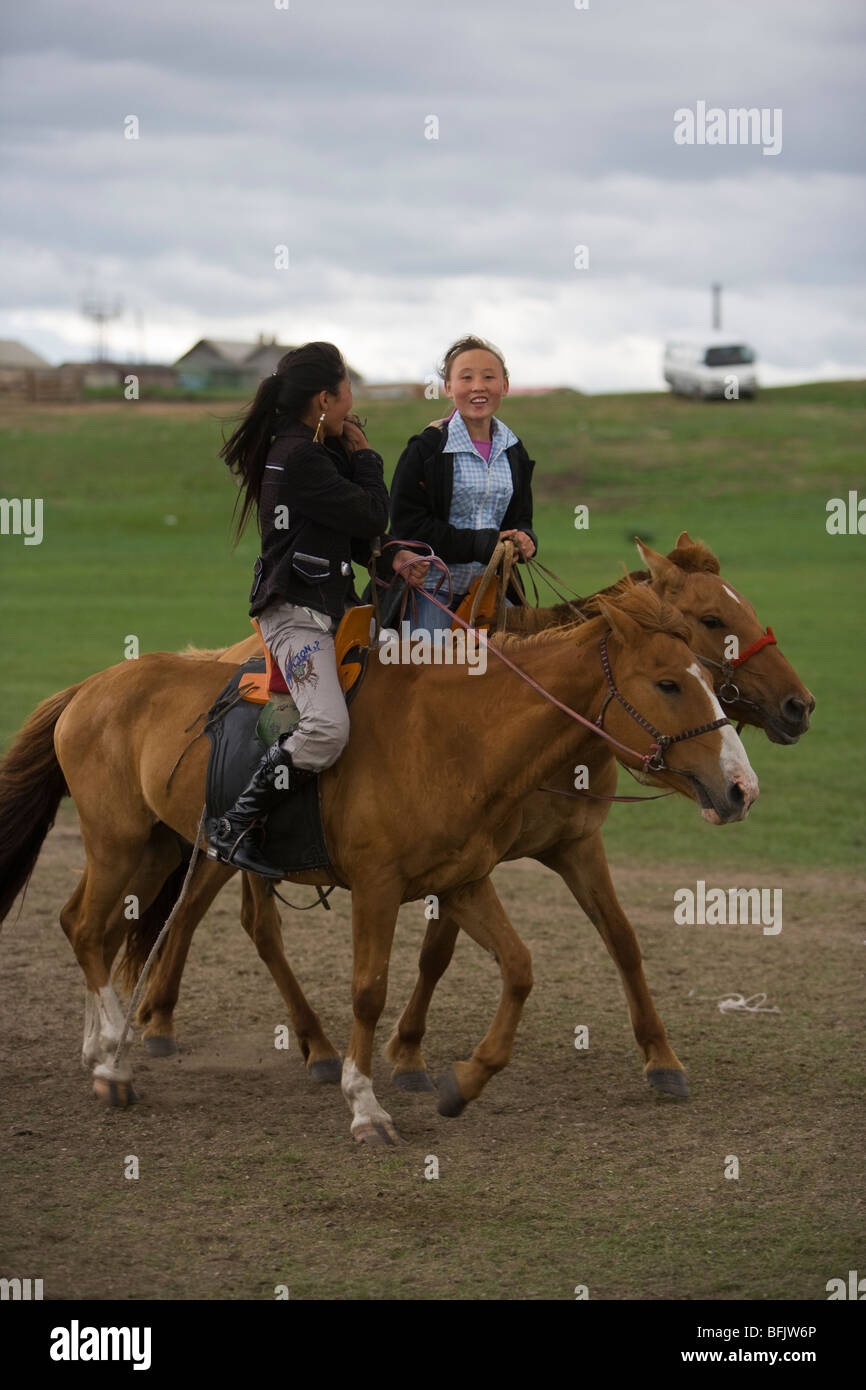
[1,0,863,387]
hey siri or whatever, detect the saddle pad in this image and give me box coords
[204,660,333,875]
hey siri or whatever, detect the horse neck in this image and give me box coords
[468,624,612,805]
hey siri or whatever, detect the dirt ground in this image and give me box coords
[1,807,863,1301]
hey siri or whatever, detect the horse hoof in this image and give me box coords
[353,1120,399,1147]
[308,1057,342,1085]
[93,1076,139,1108]
[393,1069,436,1093]
[437,1067,467,1118]
[647,1067,690,1098]
[143,1034,177,1058]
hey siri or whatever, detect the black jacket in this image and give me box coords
[249,419,390,622]
[389,423,538,585]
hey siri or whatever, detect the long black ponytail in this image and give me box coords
[220,340,348,543]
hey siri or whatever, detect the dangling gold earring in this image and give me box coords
[313,412,326,443]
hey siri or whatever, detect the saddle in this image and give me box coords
[239,604,375,705]
[452,539,524,631]
[203,606,375,878]
[452,575,497,631]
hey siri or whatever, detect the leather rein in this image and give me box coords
[377,543,729,779]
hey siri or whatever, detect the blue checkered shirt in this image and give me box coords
[423,411,517,598]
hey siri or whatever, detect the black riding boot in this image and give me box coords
[206,740,314,880]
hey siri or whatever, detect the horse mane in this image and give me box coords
[604,578,692,643]
[666,537,721,574]
[180,642,228,659]
[493,579,691,651]
[525,536,722,628]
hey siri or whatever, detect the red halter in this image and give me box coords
[730,626,777,668]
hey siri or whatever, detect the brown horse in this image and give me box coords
[127,533,812,1102]
[0,584,756,1143]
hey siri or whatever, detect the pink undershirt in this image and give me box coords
[450,409,493,460]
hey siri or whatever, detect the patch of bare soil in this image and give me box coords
[1,814,863,1300]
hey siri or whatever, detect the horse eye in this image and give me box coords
[656,680,680,694]
[700,616,724,628]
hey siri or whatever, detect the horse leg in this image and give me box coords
[240,873,342,1083]
[103,822,183,978]
[59,828,152,1106]
[436,876,534,1119]
[341,883,403,1147]
[538,832,688,1097]
[383,913,459,1092]
[136,856,236,1049]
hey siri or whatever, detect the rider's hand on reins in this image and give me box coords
[499,529,536,560]
[391,549,430,586]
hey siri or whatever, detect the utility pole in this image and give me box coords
[81,296,123,361]
[711,283,722,332]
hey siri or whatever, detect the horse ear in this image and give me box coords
[675,530,694,549]
[597,598,644,648]
[635,537,680,587]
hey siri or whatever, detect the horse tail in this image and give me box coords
[0,682,83,924]
[116,850,191,994]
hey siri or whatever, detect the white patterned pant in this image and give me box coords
[256,599,350,773]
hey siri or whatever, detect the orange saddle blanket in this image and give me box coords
[239,605,375,706]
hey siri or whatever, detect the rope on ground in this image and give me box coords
[111,804,208,1072]
[688,989,781,1014]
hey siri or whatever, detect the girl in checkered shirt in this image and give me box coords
[389,335,538,635]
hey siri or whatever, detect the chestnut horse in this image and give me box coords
[0,585,757,1143]
[126,533,812,1102]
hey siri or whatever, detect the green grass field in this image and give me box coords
[1,382,863,869]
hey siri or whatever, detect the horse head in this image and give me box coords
[635,532,815,745]
[594,587,759,825]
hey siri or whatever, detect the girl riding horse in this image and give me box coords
[389,335,538,634]
[209,341,419,878]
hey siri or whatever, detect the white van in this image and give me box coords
[663,340,758,399]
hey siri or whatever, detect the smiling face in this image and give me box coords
[444,349,508,437]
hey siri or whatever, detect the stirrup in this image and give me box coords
[206,819,284,880]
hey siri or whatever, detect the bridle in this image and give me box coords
[696,627,777,709]
[594,631,730,774]
[372,545,780,794]
[378,547,733,778]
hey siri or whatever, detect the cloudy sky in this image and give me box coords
[1,0,863,391]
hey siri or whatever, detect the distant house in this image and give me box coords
[0,339,51,369]
[0,339,81,401]
[174,335,364,391]
[58,361,179,391]
[357,382,426,401]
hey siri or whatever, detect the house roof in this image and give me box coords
[174,339,260,365]
[0,339,51,368]
[174,337,364,382]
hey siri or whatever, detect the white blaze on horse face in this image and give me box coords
[686,662,759,816]
[722,585,742,605]
[342,1058,395,1138]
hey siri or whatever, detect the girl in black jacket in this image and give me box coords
[389,335,537,634]
[207,341,392,878]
